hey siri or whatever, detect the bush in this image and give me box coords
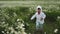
[0,7,29,34]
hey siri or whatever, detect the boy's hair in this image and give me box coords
[38,8,41,10]
[36,6,42,12]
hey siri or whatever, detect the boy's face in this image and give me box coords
[38,8,41,12]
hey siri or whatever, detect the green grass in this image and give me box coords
[0,0,60,1]
[0,1,60,7]
[0,1,60,34]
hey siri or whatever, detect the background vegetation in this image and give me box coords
[0,0,60,34]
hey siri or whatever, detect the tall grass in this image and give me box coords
[0,6,60,34]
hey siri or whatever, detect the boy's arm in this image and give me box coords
[31,13,36,20]
[43,13,46,19]
[41,13,46,20]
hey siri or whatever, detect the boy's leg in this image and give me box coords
[34,22,39,34]
[39,24,44,34]
[36,22,39,30]
[34,22,44,34]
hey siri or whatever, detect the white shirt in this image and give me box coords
[31,12,46,24]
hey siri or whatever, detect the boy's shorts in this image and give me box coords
[36,22,43,30]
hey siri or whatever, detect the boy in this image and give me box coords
[31,6,46,34]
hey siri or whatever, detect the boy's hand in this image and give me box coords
[31,18,32,20]
[41,18,43,21]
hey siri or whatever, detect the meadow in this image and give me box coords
[0,1,60,34]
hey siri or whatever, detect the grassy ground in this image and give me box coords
[0,1,60,7]
[0,1,60,34]
[0,0,60,1]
